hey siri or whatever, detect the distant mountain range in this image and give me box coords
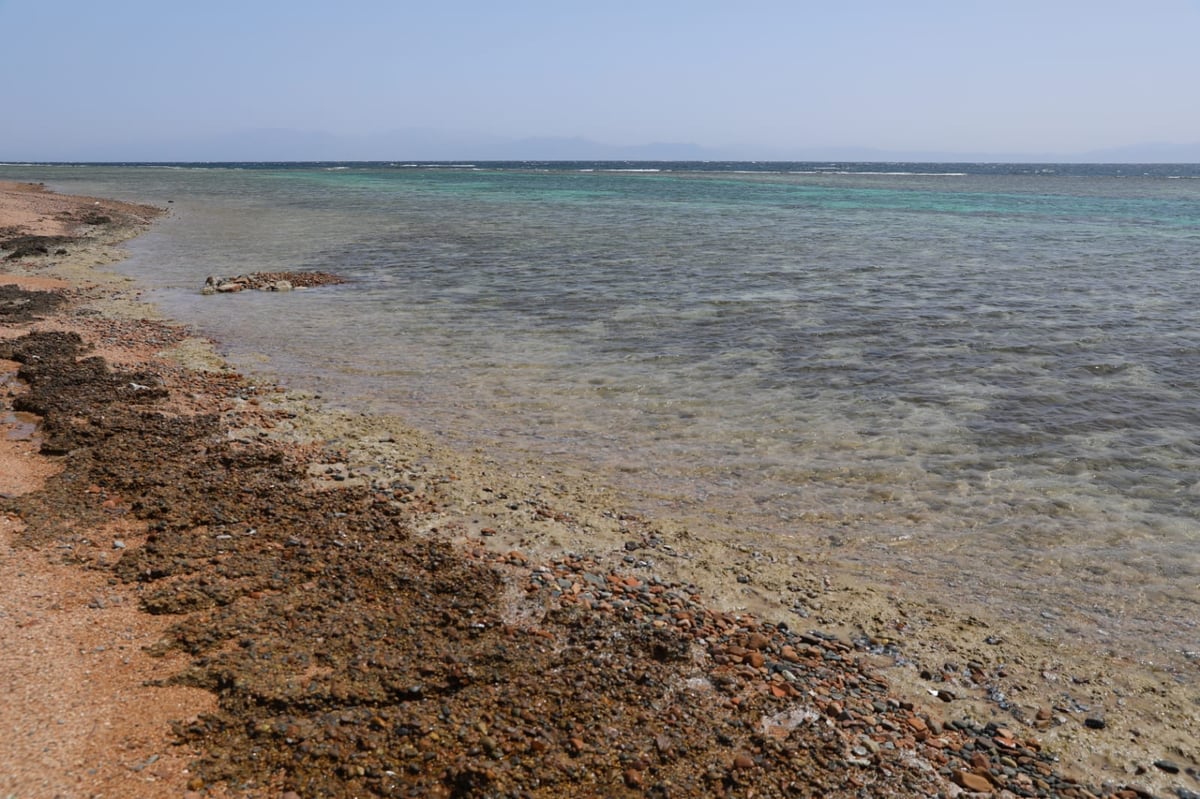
[9,127,1200,163]
[10,128,719,163]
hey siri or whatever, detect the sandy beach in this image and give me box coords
[1,180,1197,798]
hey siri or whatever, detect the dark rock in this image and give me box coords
[647,629,690,662]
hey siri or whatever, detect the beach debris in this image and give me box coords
[201,271,345,294]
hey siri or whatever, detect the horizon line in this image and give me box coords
[6,158,1200,166]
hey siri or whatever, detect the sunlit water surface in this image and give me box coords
[6,162,1199,660]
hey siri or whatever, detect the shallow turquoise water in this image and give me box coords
[5,162,1199,658]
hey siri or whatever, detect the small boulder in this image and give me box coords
[953,770,993,793]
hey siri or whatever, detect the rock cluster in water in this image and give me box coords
[201,271,346,294]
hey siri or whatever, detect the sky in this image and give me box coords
[2,0,1199,161]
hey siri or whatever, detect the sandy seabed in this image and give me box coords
[1,180,1197,798]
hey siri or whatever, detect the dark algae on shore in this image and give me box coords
[0,320,1135,797]
[0,283,63,323]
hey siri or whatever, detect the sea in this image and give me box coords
[3,161,1198,663]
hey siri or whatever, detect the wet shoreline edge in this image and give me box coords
[1,180,1195,797]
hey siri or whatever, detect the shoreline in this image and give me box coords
[1,182,221,797]
[2,180,1197,797]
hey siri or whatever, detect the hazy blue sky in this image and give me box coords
[3,0,1199,161]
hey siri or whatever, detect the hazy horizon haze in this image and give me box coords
[3,0,1199,162]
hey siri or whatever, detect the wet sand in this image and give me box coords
[1,180,1197,797]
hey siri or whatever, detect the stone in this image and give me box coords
[994,734,1017,750]
[952,769,993,792]
[732,753,755,770]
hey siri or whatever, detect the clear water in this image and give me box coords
[5,161,1199,659]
